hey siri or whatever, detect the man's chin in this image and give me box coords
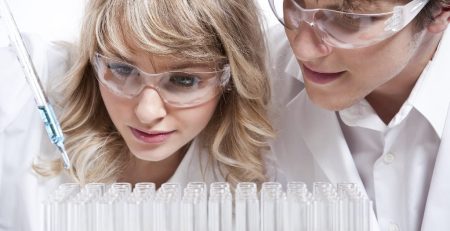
[307,91,355,112]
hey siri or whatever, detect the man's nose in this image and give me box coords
[287,22,332,62]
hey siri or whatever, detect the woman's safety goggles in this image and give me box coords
[269,0,430,48]
[91,53,231,108]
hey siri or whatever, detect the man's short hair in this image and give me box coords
[416,0,450,28]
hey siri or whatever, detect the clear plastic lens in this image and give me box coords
[316,11,395,48]
[269,0,429,48]
[92,53,230,107]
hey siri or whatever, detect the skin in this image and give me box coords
[285,0,450,124]
[99,50,221,187]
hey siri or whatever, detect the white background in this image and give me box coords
[0,0,277,47]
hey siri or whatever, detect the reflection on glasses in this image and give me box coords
[91,53,231,108]
[269,0,430,48]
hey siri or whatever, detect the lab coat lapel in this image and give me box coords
[421,105,450,231]
[293,91,364,188]
[420,32,450,230]
[289,92,382,231]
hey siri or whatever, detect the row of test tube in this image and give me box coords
[44,181,372,231]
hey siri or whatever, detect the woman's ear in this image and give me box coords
[427,6,450,33]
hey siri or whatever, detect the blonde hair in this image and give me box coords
[35,0,273,187]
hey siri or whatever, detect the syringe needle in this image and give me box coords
[1,0,72,169]
[38,105,71,169]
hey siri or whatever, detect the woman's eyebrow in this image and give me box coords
[166,62,213,71]
[106,54,137,66]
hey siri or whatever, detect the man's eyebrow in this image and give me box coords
[313,0,370,11]
[325,4,342,10]
[308,0,346,11]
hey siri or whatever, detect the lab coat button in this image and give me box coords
[383,153,395,164]
[389,223,400,231]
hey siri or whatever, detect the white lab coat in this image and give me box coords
[268,25,450,231]
[0,35,72,231]
[0,36,225,231]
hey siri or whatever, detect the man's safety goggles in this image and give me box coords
[91,53,231,108]
[269,0,430,48]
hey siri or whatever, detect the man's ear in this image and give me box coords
[427,6,450,33]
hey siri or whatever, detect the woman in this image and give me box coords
[0,0,273,230]
[42,0,273,187]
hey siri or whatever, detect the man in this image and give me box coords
[267,0,450,230]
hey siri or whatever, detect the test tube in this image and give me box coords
[337,183,356,231]
[80,183,106,231]
[312,182,337,231]
[208,182,232,231]
[43,183,80,231]
[362,199,373,231]
[110,183,132,231]
[336,183,373,231]
[133,182,156,231]
[96,193,117,231]
[44,180,372,231]
[286,182,312,231]
[260,182,286,231]
[109,182,132,199]
[235,182,260,231]
[67,194,93,231]
[181,183,208,231]
[155,183,181,231]
[126,195,145,231]
[84,183,105,199]
[352,195,372,231]
[133,182,156,199]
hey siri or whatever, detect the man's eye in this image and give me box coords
[169,74,200,87]
[333,14,362,31]
[107,63,138,78]
[293,0,306,7]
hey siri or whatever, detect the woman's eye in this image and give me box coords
[169,74,200,88]
[107,63,138,78]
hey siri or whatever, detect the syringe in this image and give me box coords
[0,0,71,169]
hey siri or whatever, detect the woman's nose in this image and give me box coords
[287,23,332,62]
[134,88,167,125]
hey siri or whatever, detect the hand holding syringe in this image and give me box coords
[0,0,71,169]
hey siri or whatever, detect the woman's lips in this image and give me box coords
[302,65,345,84]
[131,128,175,144]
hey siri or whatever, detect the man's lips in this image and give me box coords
[302,64,346,84]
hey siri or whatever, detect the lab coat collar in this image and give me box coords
[421,102,450,231]
[413,28,450,138]
[167,139,223,187]
[285,52,302,82]
[267,24,302,83]
[166,139,201,186]
[339,28,450,136]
